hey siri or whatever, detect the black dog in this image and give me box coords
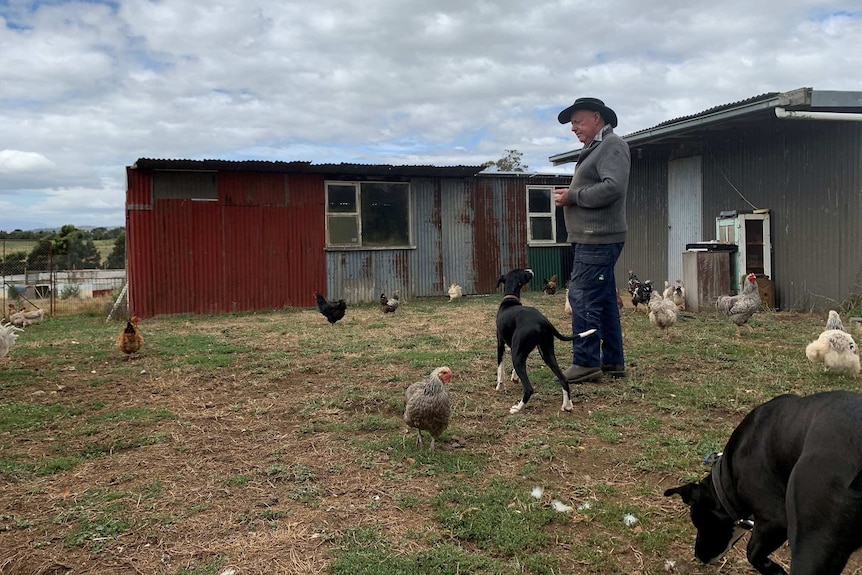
[495,268,595,414]
[665,390,862,575]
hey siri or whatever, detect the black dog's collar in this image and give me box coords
[711,454,754,531]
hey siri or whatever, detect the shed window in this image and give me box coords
[153,171,217,201]
[527,186,567,245]
[326,181,411,247]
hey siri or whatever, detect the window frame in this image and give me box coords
[325,180,413,249]
[526,185,568,246]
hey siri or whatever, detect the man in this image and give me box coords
[553,97,629,383]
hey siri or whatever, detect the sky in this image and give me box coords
[1,0,860,231]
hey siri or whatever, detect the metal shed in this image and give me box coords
[551,87,862,311]
[125,160,571,317]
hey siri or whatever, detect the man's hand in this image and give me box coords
[553,187,570,207]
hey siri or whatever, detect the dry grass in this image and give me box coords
[1,292,861,575]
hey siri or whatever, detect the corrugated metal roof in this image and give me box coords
[623,91,781,138]
[132,158,484,178]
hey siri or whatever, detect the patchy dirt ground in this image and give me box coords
[2,294,862,574]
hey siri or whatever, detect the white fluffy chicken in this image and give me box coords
[825,309,845,332]
[403,366,453,450]
[648,291,678,338]
[672,279,686,310]
[0,320,22,359]
[9,306,45,327]
[806,311,860,377]
[716,273,761,336]
[447,282,463,302]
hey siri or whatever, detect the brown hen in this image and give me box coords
[403,366,452,450]
[117,316,144,359]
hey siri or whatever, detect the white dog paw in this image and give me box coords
[561,401,573,412]
[509,401,525,414]
[510,369,520,382]
[495,381,503,391]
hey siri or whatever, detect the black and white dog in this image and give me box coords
[665,390,862,575]
[495,268,595,414]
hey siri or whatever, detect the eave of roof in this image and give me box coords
[131,158,485,178]
[549,87,862,165]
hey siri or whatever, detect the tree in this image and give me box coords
[482,149,528,172]
[105,232,126,269]
[53,225,101,270]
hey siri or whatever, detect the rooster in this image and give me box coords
[648,291,678,339]
[314,291,346,325]
[447,282,463,302]
[0,320,22,359]
[542,275,558,295]
[806,311,860,377]
[716,273,761,336]
[380,290,401,313]
[117,316,144,359]
[403,366,453,450]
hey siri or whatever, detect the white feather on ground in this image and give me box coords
[404,366,453,449]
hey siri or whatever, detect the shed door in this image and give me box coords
[667,156,702,285]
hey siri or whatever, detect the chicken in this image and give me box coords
[825,309,845,332]
[403,366,453,449]
[380,290,401,313]
[716,273,761,336]
[632,280,652,311]
[627,269,653,311]
[648,291,678,338]
[564,288,572,314]
[9,305,45,327]
[447,282,463,302]
[542,275,558,295]
[314,291,347,324]
[806,330,860,377]
[0,320,22,359]
[662,280,674,300]
[117,316,144,359]
[672,279,686,310]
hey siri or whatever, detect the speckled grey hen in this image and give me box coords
[403,366,453,450]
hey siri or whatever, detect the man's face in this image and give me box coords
[570,109,604,144]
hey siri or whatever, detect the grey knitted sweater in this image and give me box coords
[564,129,630,244]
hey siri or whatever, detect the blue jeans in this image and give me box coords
[567,242,624,368]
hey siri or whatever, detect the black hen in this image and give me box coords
[314,292,347,324]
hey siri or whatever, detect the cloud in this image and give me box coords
[1,0,861,229]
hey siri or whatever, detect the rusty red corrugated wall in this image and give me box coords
[126,167,326,318]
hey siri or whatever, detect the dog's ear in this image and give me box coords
[496,275,505,288]
[664,483,700,506]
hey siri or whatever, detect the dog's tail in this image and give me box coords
[553,327,597,342]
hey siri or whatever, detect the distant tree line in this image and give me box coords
[0,225,126,271]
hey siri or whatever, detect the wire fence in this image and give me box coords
[1,240,127,321]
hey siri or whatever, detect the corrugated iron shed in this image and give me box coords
[126,160,572,317]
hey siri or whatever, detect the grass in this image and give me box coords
[0,293,859,574]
